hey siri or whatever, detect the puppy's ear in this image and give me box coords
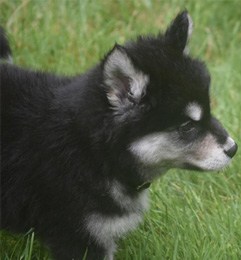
[103,45,149,111]
[165,10,193,54]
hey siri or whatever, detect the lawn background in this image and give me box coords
[0,0,241,259]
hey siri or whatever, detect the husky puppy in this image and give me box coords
[0,11,237,260]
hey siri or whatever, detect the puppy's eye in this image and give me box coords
[141,91,146,99]
[179,120,195,133]
[127,91,136,103]
[139,102,151,112]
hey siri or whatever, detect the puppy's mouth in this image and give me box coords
[181,163,205,172]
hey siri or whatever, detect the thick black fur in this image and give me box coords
[0,11,236,259]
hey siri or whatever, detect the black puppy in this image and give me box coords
[0,11,237,260]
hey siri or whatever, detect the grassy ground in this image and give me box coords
[1,0,241,259]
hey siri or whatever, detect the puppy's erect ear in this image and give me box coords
[103,45,149,112]
[165,10,193,54]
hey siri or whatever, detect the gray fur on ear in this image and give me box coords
[103,45,149,112]
[165,10,193,54]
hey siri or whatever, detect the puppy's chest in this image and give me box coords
[85,186,149,247]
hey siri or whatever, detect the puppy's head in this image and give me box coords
[102,11,237,177]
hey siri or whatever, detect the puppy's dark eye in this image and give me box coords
[127,91,137,105]
[179,120,195,133]
[178,120,199,141]
[141,91,146,99]
[140,103,151,112]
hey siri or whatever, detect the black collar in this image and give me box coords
[136,182,151,192]
[116,175,151,193]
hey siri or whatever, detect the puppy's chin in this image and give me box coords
[180,159,232,172]
[138,159,230,178]
[181,163,206,172]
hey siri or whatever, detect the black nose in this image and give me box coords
[224,143,238,158]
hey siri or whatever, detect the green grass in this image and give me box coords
[1,0,241,259]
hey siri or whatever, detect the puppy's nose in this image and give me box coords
[224,143,238,158]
